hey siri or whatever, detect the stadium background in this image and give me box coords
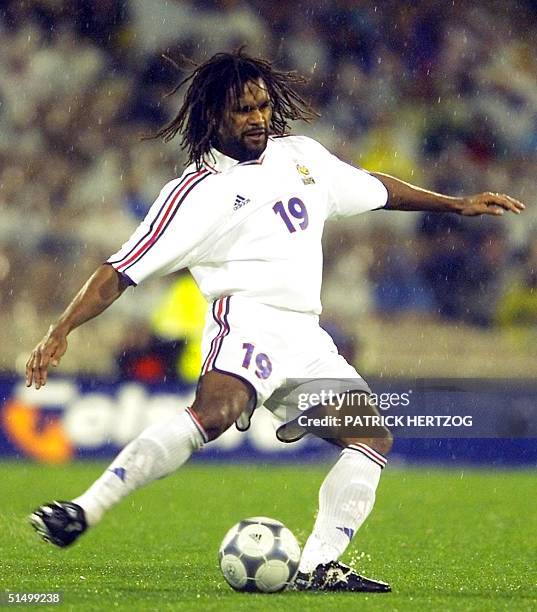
[0,0,535,465]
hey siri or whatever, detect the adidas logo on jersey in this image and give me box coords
[233,194,250,210]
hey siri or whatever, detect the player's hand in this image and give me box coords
[460,192,525,217]
[25,325,68,390]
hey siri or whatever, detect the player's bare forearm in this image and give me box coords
[54,264,129,335]
[25,264,129,389]
[372,172,525,216]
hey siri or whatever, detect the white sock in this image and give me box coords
[73,408,206,525]
[298,444,386,573]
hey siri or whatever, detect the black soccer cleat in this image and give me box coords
[293,560,391,592]
[29,501,87,548]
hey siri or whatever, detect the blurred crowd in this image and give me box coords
[0,0,536,376]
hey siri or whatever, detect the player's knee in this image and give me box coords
[214,399,244,430]
[373,429,393,456]
[193,396,244,441]
[192,370,253,440]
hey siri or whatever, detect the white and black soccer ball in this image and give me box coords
[219,516,301,593]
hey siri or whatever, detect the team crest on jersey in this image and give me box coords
[296,163,315,185]
[233,194,251,210]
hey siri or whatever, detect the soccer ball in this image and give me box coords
[218,516,301,593]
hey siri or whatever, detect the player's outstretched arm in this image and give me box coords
[25,264,130,390]
[372,172,525,216]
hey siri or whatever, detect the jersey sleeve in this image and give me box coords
[306,138,388,218]
[107,169,212,285]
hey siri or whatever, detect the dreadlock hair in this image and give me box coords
[152,48,319,169]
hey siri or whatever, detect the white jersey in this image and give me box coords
[107,135,388,315]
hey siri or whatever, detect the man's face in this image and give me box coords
[216,78,272,162]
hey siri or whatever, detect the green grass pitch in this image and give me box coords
[1,461,536,611]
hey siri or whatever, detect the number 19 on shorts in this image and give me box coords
[242,343,272,379]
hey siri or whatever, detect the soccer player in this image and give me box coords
[25,50,524,592]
